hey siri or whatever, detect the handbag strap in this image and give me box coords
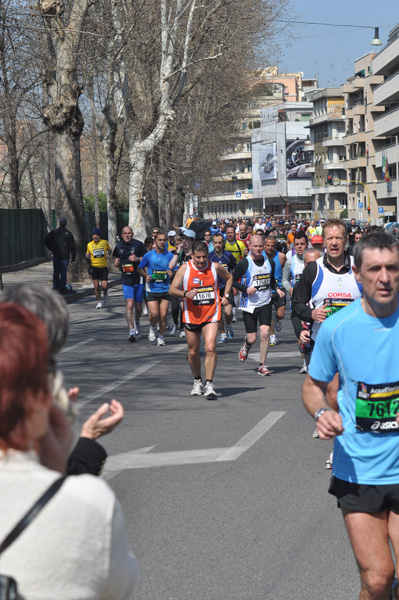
[0,476,67,555]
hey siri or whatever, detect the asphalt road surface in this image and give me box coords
[60,288,359,600]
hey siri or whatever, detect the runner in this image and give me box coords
[238,221,252,251]
[302,232,399,600]
[208,233,237,343]
[233,234,285,376]
[113,226,147,341]
[174,229,196,337]
[263,236,287,346]
[170,240,233,399]
[282,231,308,373]
[225,224,246,322]
[137,232,178,346]
[85,228,112,309]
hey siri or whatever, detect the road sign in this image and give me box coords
[358,202,363,209]
[378,207,384,214]
[235,191,242,199]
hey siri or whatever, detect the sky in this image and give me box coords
[277,0,398,88]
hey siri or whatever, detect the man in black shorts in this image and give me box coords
[85,228,112,309]
[233,234,285,376]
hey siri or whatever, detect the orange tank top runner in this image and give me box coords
[182,260,221,325]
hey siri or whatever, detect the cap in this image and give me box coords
[278,220,284,225]
[59,217,67,225]
[311,235,324,245]
[182,228,196,239]
[168,230,176,236]
[212,221,217,225]
[320,218,326,223]
[92,227,102,237]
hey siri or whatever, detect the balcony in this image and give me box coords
[373,70,399,106]
[372,35,399,76]
[305,164,315,173]
[375,142,399,168]
[306,184,347,194]
[376,179,398,200]
[217,171,252,182]
[346,104,365,117]
[322,137,346,147]
[309,111,344,126]
[374,106,399,137]
[323,161,346,170]
[344,130,367,143]
[345,156,368,169]
[222,151,251,161]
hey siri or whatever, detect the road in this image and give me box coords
[59,288,358,600]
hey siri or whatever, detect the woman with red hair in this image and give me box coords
[0,304,138,599]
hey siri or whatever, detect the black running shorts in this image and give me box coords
[329,476,399,514]
[90,267,108,281]
[242,303,272,334]
[146,291,171,302]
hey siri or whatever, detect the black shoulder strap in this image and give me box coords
[0,476,66,555]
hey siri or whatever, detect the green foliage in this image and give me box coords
[340,208,348,219]
[83,192,129,213]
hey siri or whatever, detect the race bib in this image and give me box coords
[253,273,270,290]
[193,286,215,305]
[93,248,105,258]
[122,264,134,274]
[323,298,353,317]
[152,269,167,283]
[356,381,399,432]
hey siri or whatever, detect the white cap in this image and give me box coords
[168,230,176,236]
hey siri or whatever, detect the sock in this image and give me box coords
[245,337,251,350]
[206,379,213,385]
[194,376,202,382]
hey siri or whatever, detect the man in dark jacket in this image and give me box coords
[45,217,76,293]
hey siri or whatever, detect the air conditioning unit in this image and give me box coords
[339,204,347,209]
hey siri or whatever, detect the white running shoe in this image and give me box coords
[169,324,177,336]
[269,334,277,346]
[179,329,186,338]
[148,327,156,342]
[191,379,203,396]
[134,324,141,336]
[96,301,103,309]
[128,329,136,343]
[325,451,333,469]
[204,381,217,400]
[103,293,109,304]
[312,430,319,439]
[232,315,237,323]
[157,335,166,346]
[299,364,308,374]
[218,333,227,344]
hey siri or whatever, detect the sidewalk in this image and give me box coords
[1,260,121,305]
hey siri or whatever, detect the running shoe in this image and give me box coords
[275,320,282,332]
[312,430,319,439]
[299,364,308,374]
[169,324,177,336]
[157,335,166,346]
[258,365,271,376]
[204,381,217,400]
[226,326,234,339]
[134,324,141,336]
[325,451,333,469]
[239,342,249,361]
[179,329,186,338]
[232,315,237,323]
[191,379,203,396]
[148,327,156,342]
[269,334,277,346]
[128,329,136,343]
[218,333,227,344]
[96,301,103,309]
[103,293,109,304]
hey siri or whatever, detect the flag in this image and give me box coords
[382,153,392,192]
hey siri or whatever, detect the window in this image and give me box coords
[242,123,248,130]
[247,164,252,172]
[248,183,253,192]
[301,114,311,121]
[246,143,251,152]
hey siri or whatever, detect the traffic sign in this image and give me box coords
[378,207,384,214]
[358,202,363,209]
[235,191,242,199]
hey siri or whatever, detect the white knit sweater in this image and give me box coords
[0,450,138,599]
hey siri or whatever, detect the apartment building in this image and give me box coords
[341,53,384,222]
[372,24,399,222]
[203,68,315,219]
[305,88,347,219]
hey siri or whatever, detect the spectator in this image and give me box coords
[44,217,76,294]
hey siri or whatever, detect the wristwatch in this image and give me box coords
[183,290,187,298]
[314,407,333,421]
[224,294,229,298]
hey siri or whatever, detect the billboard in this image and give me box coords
[258,142,277,181]
[286,139,313,179]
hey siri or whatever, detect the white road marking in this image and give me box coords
[103,410,285,474]
[80,361,160,406]
[249,351,301,361]
[61,338,95,353]
[166,344,187,354]
[216,411,285,461]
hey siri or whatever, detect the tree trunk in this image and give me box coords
[128,147,147,241]
[91,111,100,227]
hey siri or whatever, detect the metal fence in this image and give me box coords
[0,209,129,269]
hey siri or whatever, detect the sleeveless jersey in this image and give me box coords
[182,260,221,325]
[311,255,362,340]
[239,255,273,313]
[290,254,304,287]
[269,249,283,287]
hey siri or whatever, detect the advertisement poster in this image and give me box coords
[286,139,313,178]
[259,142,277,181]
